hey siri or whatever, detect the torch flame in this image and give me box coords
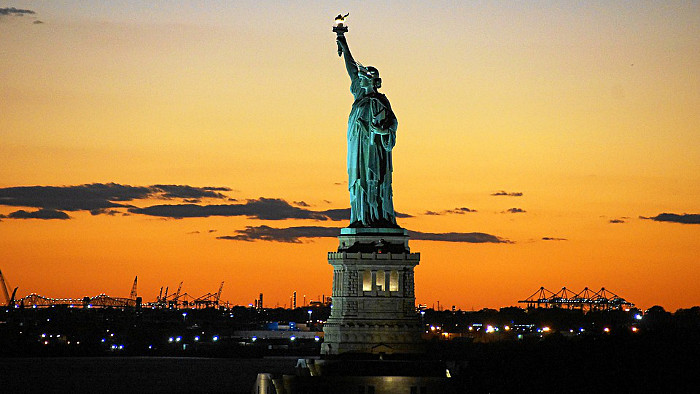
[334,13,349,26]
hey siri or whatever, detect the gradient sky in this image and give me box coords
[1,1,698,311]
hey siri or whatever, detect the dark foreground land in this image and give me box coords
[2,305,699,393]
[2,333,699,394]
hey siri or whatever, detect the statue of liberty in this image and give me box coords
[335,20,399,228]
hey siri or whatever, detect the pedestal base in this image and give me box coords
[322,228,423,355]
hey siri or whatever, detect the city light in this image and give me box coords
[175,336,182,342]
[212,335,219,342]
[542,327,551,332]
[635,314,643,320]
[194,336,200,341]
[603,327,610,333]
[290,336,296,341]
[486,325,495,333]
[168,337,174,343]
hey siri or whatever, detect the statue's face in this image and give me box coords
[360,68,381,90]
[359,73,374,90]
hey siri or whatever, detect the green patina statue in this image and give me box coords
[335,19,399,228]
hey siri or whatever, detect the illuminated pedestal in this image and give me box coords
[322,228,423,355]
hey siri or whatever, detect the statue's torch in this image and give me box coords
[333,13,349,57]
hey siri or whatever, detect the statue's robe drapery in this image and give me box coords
[347,74,398,227]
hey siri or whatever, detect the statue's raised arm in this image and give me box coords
[336,35,358,82]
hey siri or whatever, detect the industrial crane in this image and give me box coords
[129,276,138,300]
[0,269,18,307]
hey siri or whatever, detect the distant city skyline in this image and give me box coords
[1,1,698,310]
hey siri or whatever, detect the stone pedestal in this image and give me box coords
[322,228,423,355]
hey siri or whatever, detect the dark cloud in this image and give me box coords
[319,208,350,221]
[0,184,148,211]
[542,237,567,241]
[208,229,217,233]
[218,226,509,244]
[503,208,526,213]
[293,201,310,207]
[0,183,230,214]
[641,213,700,225]
[89,208,120,216]
[333,182,343,186]
[424,207,477,216]
[150,184,229,199]
[4,208,69,220]
[491,191,523,197]
[408,231,509,243]
[0,7,35,16]
[218,225,340,243]
[129,198,331,220]
[187,231,201,235]
[33,20,43,24]
[445,207,477,214]
[609,219,626,224]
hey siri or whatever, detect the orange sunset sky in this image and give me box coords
[1,1,698,311]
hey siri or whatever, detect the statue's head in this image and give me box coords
[359,65,382,89]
